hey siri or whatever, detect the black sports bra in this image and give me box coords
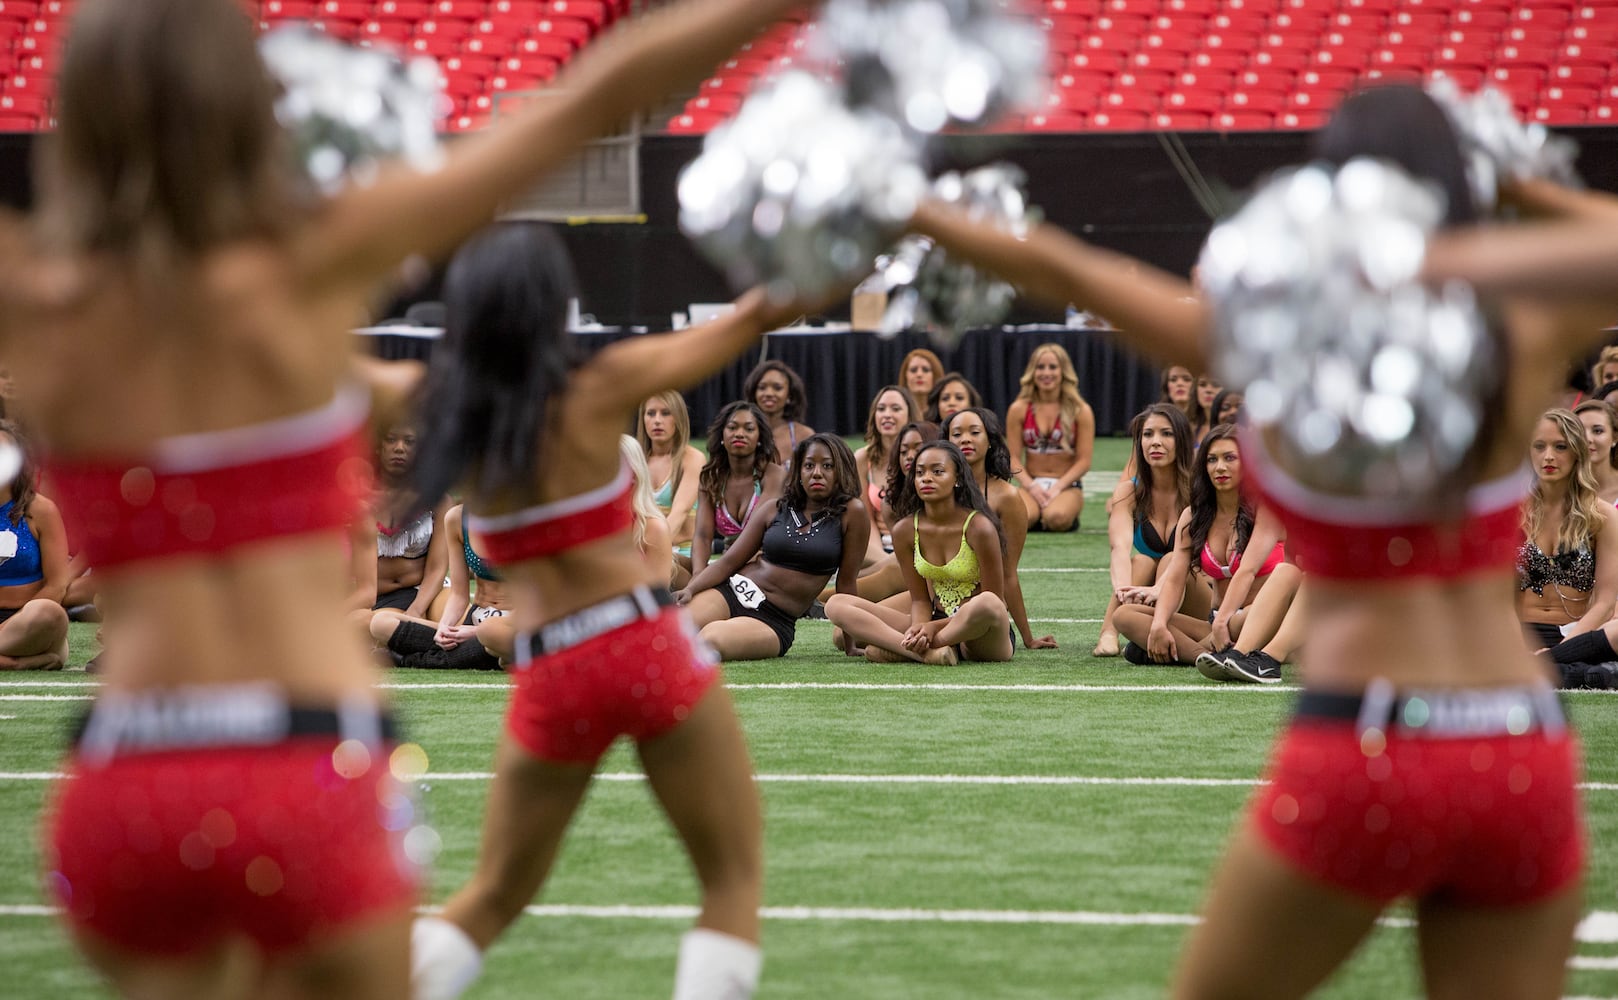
[761,505,844,577]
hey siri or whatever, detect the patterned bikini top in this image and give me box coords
[1517,539,1596,595]
[913,511,981,616]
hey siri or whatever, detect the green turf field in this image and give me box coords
[2,435,1615,998]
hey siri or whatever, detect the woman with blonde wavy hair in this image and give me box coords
[621,434,674,586]
[1005,343,1094,532]
[1519,408,1618,687]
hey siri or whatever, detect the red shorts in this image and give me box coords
[1252,715,1585,905]
[45,739,419,955]
[506,603,719,763]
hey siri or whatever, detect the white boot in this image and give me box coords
[671,928,762,1000]
[411,916,484,1000]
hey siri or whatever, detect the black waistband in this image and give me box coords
[71,687,400,758]
[1294,681,1565,738]
[517,586,677,661]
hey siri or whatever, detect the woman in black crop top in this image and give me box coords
[677,434,869,660]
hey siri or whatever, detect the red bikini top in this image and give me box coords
[46,387,372,571]
[1244,431,1527,582]
[466,461,635,566]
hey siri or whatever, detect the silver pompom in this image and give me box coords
[678,71,929,303]
[259,25,445,195]
[1199,158,1497,503]
[815,0,1047,133]
[1427,78,1581,210]
[878,164,1036,348]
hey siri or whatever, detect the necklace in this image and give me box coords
[788,506,834,538]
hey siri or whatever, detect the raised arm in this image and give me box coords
[910,201,1207,370]
[1424,218,1618,306]
[302,0,810,286]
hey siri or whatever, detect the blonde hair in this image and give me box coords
[1524,408,1607,555]
[636,390,692,507]
[1592,345,1618,392]
[619,435,662,554]
[1015,343,1085,435]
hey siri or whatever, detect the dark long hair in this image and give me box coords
[0,419,37,526]
[942,407,1013,481]
[924,372,984,424]
[1130,403,1193,530]
[412,222,579,505]
[888,441,992,525]
[1185,424,1254,567]
[882,420,940,513]
[698,400,776,506]
[779,433,860,521]
[743,359,810,423]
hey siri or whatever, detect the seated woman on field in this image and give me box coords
[372,420,451,620]
[0,420,69,670]
[826,441,1013,664]
[1518,408,1618,688]
[677,434,868,661]
[690,401,784,572]
[1114,425,1297,666]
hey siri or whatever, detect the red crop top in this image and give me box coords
[1242,431,1527,582]
[46,387,371,571]
[466,461,635,566]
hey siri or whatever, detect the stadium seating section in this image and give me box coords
[1,0,1615,134]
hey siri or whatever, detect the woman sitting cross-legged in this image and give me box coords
[690,400,784,574]
[1114,425,1298,665]
[371,501,513,670]
[826,441,1014,664]
[1518,408,1618,687]
[0,420,70,670]
[676,434,869,661]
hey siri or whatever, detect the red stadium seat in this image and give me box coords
[1163,89,1224,113]
[361,19,415,41]
[1208,10,1268,33]
[1424,67,1486,89]
[1175,69,1234,92]
[262,0,316,16]
[376,1,433,17]
[511,35,571,59]
[500,53,559,78]
[488,72,547,91]
[1202,31,1259,51]
[1451,8,1511,28]
[1087,109,1151,129]
[549,0,609,24]
[1154,110,1211,129]
[1115,69,1175,93]
[317,0,370,22]
[1551,64,1607,85]
[1390,10,1447,30]
[1251,49,1309,71]
[1162,0,1220,13]
[1126,51,1185,73]
[1026,111,1090,131]
[1099,89,1161,113]
[1101,0,1160,16]
[1237,67,1295,91]
[686,92,741,115]
[1531,105,1583,124]
[461,34,517,55]
[487,0,544,16]
[1140,31,1200,53]
[1226,88,1286,112]
[416,18,475,39]
[0,113,37,130]
[1496,43,1558,69]
[0,92,45,116]
[1058,69,1116,94]
[446,113,492,132]
[1277,109,1328,129]
[430,0,486,16]
[1382,27,1442,48]
[1368,46,1430,73]
[406,36,463,56]
[532,16,592,48]
[1187,50,1247,72]
[1216,110,1275,130]
[442,54,498,76]
[1068,50,1126,72]
[666,111,721,134]
[1541,83,1599,106]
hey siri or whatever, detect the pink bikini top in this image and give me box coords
[1199,540,1285,582]
[713,482,761,538]
[466,461,635,566]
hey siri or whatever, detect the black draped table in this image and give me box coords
[357,324,1165,438]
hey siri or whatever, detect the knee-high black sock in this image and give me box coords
[386,620,438,657]
[1550,628,1617,665]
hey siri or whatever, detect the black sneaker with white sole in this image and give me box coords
[1195,649,1233,682]
[1225,650,1283,684]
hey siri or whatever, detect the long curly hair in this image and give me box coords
[1185,424,1254,570]
[779,433,860,521]
[1129,403,1193,532]
[697,400,777,507]
[1524,408,1607,555]
[1014,343,1086,437]
[888,440,1006,555]
[882,420,940,513]
[942,407,1014,483]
